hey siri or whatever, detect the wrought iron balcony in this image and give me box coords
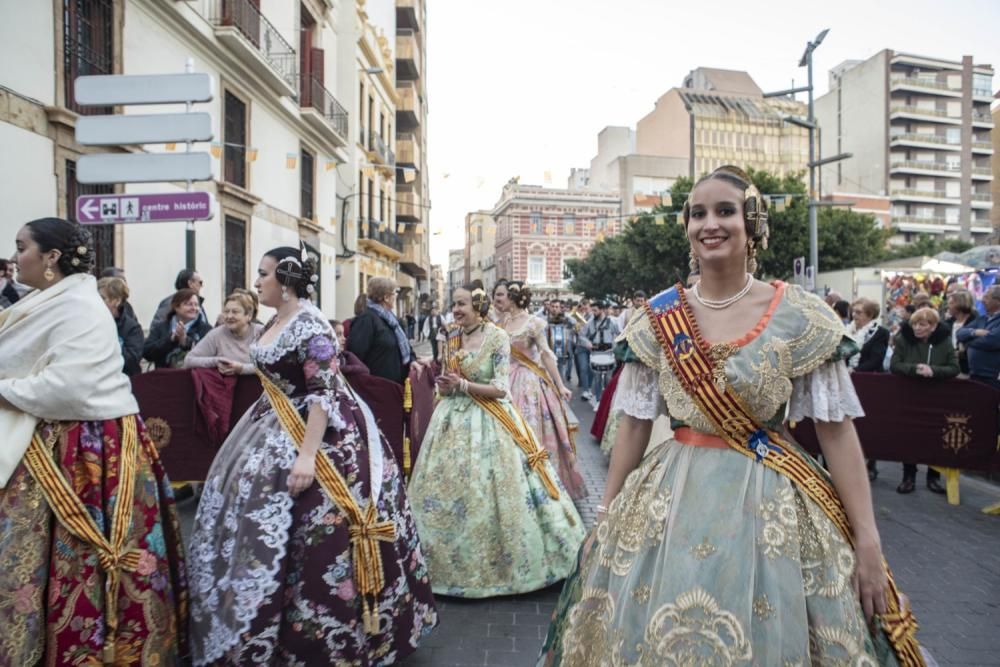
[300,73,348,145]
[206,0,298,97]
[370,132,395,166]
[358,219,403,254]
[890,160,959,174]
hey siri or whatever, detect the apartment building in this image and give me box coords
[636,68,810,181]
[816,50,994,242]
[393,0,431,319]
[464,210,496,289]
[446,248,465,304]
[0,0,404,323]
[492,181,621,299]
[992,100,1000,241]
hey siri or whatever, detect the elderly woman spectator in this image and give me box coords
[956,284,1000,390]
[347,277,413,384]
[847,297,890,480]
[143,288,212,369]
[97,276,144,376]
[890,306,959,494]
[848,297,890,372]
[944,288,976,376]
[183,290,263,375]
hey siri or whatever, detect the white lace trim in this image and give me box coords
[250,303,332,365]
[612,363,665,421]
[788,359,865,423]
[302,394,348,432]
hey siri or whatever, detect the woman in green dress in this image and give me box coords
[408,281,585,598]
[539,167,924,666]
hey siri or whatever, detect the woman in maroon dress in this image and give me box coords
[188,246,437,665]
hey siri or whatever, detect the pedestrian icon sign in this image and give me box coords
[120,197,139,219]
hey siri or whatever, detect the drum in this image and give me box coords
[590,350,616,372]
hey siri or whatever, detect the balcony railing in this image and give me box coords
[892,215,949,225]
[359,219,403,252]
[971,193,993,202]
[396,133,421,166]
[890,105,952,119]
[972,166,993,176]
[890,133,958,146]
[890,76,957,93]
[300,74,348,139]
[370,132,395,166]
[207,0,297,93]
[890,160,959,173]
[891,188,954,200]
[972,141,993,150]
[972,111,994,123]
[359,124,367,147]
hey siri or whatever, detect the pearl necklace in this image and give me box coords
[693,273,755,310]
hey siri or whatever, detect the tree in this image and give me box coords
[885,234,974,260]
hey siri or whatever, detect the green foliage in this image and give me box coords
[884,234,974,260]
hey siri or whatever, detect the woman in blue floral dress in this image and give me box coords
[188,247,437,665]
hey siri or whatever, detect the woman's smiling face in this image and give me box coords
[686,179,748,271]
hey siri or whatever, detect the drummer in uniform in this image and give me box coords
[579,299,620,408]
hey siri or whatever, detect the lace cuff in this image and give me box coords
[303,393,348,431]
[611,363,665,421]
[788,360,865,423]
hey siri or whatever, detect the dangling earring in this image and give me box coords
[43,265,55,282]
[281,285,290,302]
[688,249,700,273]
[746,241,758,275]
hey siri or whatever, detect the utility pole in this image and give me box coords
[764,29,852,292]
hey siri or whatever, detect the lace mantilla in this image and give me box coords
[787,360,865,423]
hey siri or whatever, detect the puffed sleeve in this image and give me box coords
[788,359,865,423]
[489,329,511,395]
[611,362,665,421]
[299,329,347,430]
[531,317,557,364]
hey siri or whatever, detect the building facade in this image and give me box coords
[393,0,431,320]
[1,0,366,323]
[815,50,994,242]
[464,210,496,289]
[446,248,464,304]
[635,68,810,181]
[492,181,621,299]
[992,99,999,242]
[0,0,419,324]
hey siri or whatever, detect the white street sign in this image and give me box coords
[76,112,213,145]
[77,152,212,184]
[805,266,815,291]
[75,73,214,106]
[793,256,805,284]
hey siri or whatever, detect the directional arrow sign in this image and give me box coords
[76,112,213,145]
[75,73,214,106]
[76,192,215,224]
[77,152,212,184]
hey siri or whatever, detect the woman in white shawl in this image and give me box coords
[0,218,188,666]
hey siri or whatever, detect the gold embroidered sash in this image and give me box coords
[257,371,395,635]
[645,285,924,667]
[24,416,142,664]
[443,330,561,499]
[510,345,578,453]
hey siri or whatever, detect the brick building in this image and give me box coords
[492,180,622,299]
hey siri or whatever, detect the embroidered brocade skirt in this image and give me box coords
[0,418,189,666]
[539,438,897,666]
[409,394,586,598]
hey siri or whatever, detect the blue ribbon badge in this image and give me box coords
[672,332,695,361]
[747,429,782,462]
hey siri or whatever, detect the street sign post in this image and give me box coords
[74,68,215,268]
[793,256,805,286]
[805,265,815,291]
[76,192,214,225]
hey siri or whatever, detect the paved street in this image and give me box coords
[176,351,1000,666]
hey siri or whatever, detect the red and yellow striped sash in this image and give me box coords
[257,371,395,635]
[24,416,142,664]
[646,285,923,667]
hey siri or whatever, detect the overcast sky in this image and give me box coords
[424,0,1000,266]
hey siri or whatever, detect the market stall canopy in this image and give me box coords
[935,245,1000,270]
[876,256,978,274]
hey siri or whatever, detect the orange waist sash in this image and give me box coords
[672,426,729,449]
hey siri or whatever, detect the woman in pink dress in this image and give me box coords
[494,280,587,499]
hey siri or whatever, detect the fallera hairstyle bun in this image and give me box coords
[264,245,317,299]
[25,217,95,276]
[505,280,532,309]
[492,278,510,297]
[460,279,490,317]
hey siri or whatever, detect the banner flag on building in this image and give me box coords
[246,148,258,163]
[165,142,176,151]
[402,167,417,183]
[210,142,222,159]
[325,158,337,171]
[286,153,298,169]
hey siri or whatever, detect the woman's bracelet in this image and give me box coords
[595,504,609,515]
[460,379,470,394]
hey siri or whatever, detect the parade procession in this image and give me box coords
[2,0,1000,665]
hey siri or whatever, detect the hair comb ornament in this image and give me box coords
[76,246,87,255]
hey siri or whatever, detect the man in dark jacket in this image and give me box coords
[957,285,1000,390]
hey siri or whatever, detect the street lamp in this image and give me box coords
[765,28,851,291]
